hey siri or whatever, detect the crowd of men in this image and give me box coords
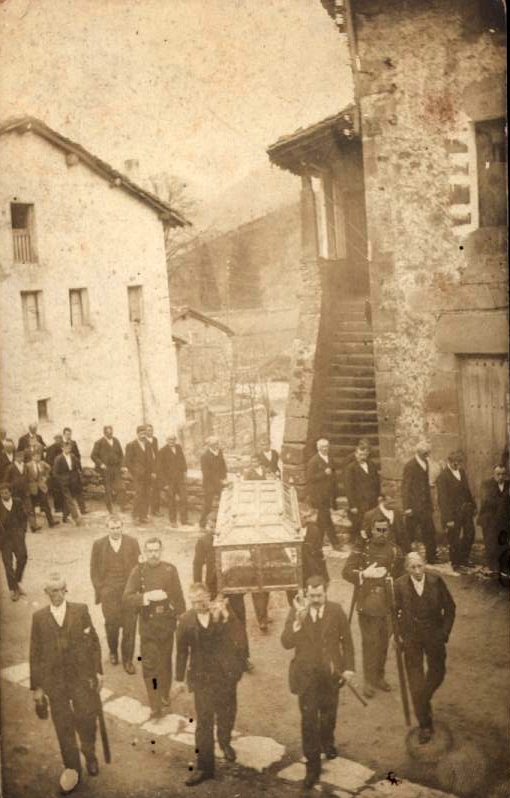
[0,422,508,793]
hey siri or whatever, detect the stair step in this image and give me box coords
[325,409,378,420]
[332,342,374,354]
[330,353,375,365]
[334,331,374,342]
[326,399,377,412]
[327,433,380,445]
[326,424,379,435]
[329,365,375,377]
[326,386,376,397]
[327,376,376,388]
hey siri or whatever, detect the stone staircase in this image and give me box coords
[322,300,379,482]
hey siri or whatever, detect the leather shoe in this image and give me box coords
[109,652,119,666]
[324,745,337,760]
[10,590,20,602]
[185,770,214,787]
[221,744,236,762]
[303,769,319,789]
[418,727,433,744]
[123,661,136,675]
[376,679,391,692]
[86,755,99,776]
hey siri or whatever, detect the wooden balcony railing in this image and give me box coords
[13,229,37,263]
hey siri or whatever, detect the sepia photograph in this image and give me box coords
[0,1,508,797]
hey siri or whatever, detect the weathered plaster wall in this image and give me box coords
[0,130,183,462]
[351,0,508,480]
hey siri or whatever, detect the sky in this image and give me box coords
[0,0,353,230]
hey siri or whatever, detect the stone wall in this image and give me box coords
[349,0,508,487]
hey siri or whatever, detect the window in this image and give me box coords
[37,399,50,422]
[69,288,89,327]
[127,285,143,323]
[11,203,37,262]
[21,291,44,333]
[476,118,507,227]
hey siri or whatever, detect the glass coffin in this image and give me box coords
[214,480,303,593]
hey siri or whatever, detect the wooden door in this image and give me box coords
[459,356,509,503]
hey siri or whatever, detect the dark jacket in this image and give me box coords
[5,462,31,499]
[91,437,124,471]
[281,601,355,695]
[52,453,82,488]
[0,450,15,480]
[124,440,156,481]
[175,608,244,689]
[201,449,227,493]
[90,534,141,604]
[306,453,337,508]
[123,560,185,636]
[27,461,52,496]
[478,478,510,534]
[29,602,102,694]
[45,442,63,468]
[63,440,81,466]
[157,443,187,485]
[302,522,329,585]
[18,433,46,455]
[343,538,404,616]
[394,572,456,643]
[362,505,410,553]
[242,467,266,481]
[401,457,433,516]
[146,436,159,458]
[193,532,217,597]
[0,498,27,545]
[344,459,380,514]
[258,449,280,477]
[436,467,476,527]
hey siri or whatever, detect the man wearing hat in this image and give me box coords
[29,574,103,788]
[401,442,437,564]
[0,483,28,601]
[90,516,141,673]
[123,426,157,524]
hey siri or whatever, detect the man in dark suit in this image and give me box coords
[306,439,339,548]
[145,424,161,516]
[243,453,267,481]
[199,436,228,530]
[123,426,156,524]
[62,427,81,466]
[6,448,39,531]
[478,464,510,574]
[401,442,437,563]
[30,573,103,785]
[173,583,245,786]
[0,483,28,601]
[123,537,185,719]
[437,451,477,571]
[287,507,330,607]
[344,441,380,541]
[18,423,46,460]
[394,552,455,744]
[0,438,15,480]
[362,491,410,553]
[281,575,355,789]
[45,434,64,514]
[91,426,126,513]
[157,433,188,526]
[257,438,281,478]
[90,516,140,674]
[52,442,86,525]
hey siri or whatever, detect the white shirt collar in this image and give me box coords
[318,453,329,464]
[105,437,114,445]
[358,460,369,473]
[448,465,461,480]
[208,448,219,456]
[2,498,13,510]
[415,454,427,471]
[410,575,425,596]
[64,453,73,466]
[16,461,24,472]
[380,505,394,522]
[50,601,67,627]
[197,612,210,628]
[109,536,122,553]
[310,605,325,621]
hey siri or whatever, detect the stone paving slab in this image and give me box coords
[142,713,185,736]
[279,757,374,793]
[360,780,457,798]
[168,732,196,747]
[233,736,285,771]
[100,687,114,702]
[103,695,151,725]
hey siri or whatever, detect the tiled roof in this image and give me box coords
[0,116,190,227]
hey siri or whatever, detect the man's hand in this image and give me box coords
[404,508,413,516]
[341,670,355,683]
[350,507,358,515]
[143,589,168,604]
[362,563,388,579]
[292,591,309,629]
[33,687,45,703]
[171,681,186,700]
[325,467,332,475]
[100,464,107,470]
[446,521,455,528]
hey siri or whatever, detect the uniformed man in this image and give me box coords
[123,537,185,719]
[29,573,103,791]
[343,518,404,698]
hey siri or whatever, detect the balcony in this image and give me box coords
[13,229,37,263]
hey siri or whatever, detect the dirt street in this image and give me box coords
[1,505,509,798]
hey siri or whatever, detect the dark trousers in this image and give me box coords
[404,635,446,729]
[132,478,151,522]
[447,513,475,567]
[406,513,437,562]
[104,468,126,513]
[167,479,188,524]
[48,682,97,772]
[31,491,54,525]
[251,591,270,625]
[1,529,28,591]
[194,679,237,775]
[49,477,64,513]
[15,493,36,531]
[482,525,507,572]
[101,588,137,664]
[150,480,160,515]
[358,613,390,686]
[298,672,339,776]
[141,633,174,714]
[228,594,250,661]
[316,503,338,547]
[199,487,221,529]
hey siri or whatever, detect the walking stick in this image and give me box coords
[386,577,411,727]
[96,690,111,763]
[348,583,358,625]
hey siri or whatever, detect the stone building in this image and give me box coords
[0,117,188,462]
[268,0,508,501]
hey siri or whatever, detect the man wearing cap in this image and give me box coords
[0,483,28,601]
[29,574,103,785]
[123,426,157,524]
[362,491,410,553]
[90,516,140,674]
[436,451,477,571]
[394,552,455,744]
[157,433,189,527]
[306,439,339,548]
[199,437,228,530]
[123,537,185,719]
[344,441,380,542]
[401,442,437,564]
[91,426,126,513]
[343,518,404,698]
